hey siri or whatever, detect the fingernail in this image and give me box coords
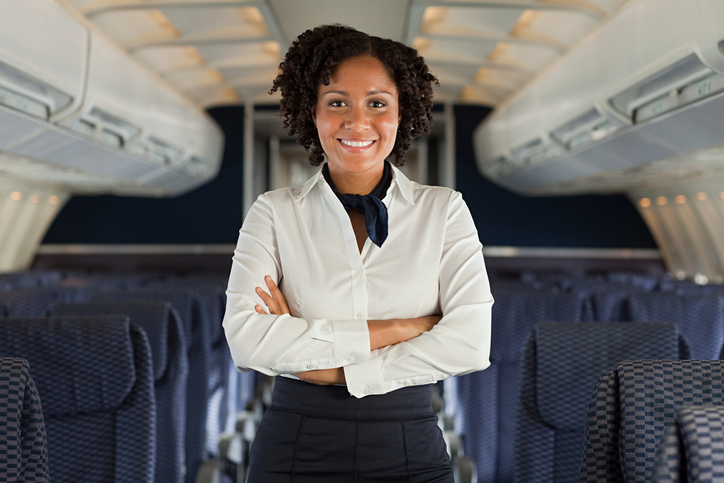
[265,275,272,282]
[255,287,262,293]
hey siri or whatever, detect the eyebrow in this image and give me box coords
[320,89,395,97]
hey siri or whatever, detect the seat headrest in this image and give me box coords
[50,301,171,381]
[490,291,585,361]
[536,322,680,429]
[0,316,136,417]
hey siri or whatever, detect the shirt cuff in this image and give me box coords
[344,354,388,398]
[332,319,371,366]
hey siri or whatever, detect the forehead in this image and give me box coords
[323,55,397,92]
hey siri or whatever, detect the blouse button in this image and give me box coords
[306,365,314,370]
[347,355,357,363]
[356,312,365,319]
[404,381,412,387]
[355,269,363,277]
[363,386,371,395]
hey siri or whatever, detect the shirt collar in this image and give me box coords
[294,161,416,206]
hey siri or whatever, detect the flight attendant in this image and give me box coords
[223,24,493,482]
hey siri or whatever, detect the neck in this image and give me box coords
[326,163,386,195]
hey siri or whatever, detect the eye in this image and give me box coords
[369,100,386,108]
[329,100,346,107]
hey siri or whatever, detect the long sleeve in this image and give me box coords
[343,190,493,397]
[223,192,372,376]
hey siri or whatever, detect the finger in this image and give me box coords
[265,276,290,313]
[255,305,267,314]
[256,287,282,315]
[255,286,272,305]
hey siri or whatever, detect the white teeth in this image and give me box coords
[340,139,374,147]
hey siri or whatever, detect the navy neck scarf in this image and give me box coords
[322,162,393,248]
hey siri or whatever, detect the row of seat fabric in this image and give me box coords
[452,271,724,483]
[3,268,723,482]
[0,270,257,483]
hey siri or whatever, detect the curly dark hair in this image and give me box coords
[269,24,439,166]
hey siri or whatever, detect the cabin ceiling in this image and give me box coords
[62,0,630,109]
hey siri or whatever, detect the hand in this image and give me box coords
[255,275,290,315]
[295,367,346,385]
[368,315,442,350]
[402,315,442,339]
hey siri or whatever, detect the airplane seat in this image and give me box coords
[514,322,687,482]
[625,293,724,359]
[454,288,587,483]
[0,286,88,317]
[581,360,724,483]
[0,271,62,290]
[606,271,660,292]
[0,316,156,482]
[152,276,254,445]
[658,279,724,295]
[653,405,724,483]
[0,357,50,482]
[49,300,188,483]
[89,288,211,483]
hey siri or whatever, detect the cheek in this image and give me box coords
[381,117,400,141]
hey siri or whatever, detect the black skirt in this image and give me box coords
[246,377,454,483]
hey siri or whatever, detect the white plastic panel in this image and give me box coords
[0,108,47,149]
[475,0,724,195]
[10,125,160,179]
[56,27,223,189]
[630,173,724,284]
[0,177,68,273]
[0,0,87,121]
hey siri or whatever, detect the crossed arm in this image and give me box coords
[254,275,441,385]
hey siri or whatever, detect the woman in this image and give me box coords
[223,24,493,482]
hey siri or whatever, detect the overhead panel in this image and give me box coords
[0,0,88,146]
[58,0,623,109]
[406,0,622,107]
[68,0,285,108]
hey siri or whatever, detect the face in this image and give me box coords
[312,55,400,179]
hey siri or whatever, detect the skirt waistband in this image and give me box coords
[270,376,434,419]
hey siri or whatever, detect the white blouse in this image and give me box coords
[223,163,493,398]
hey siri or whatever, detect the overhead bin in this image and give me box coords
[474,0,724,195]
[0,0,87,146]
[0,0,223,197]
[55,27,223,191]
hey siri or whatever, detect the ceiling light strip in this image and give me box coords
[411,0,604,20]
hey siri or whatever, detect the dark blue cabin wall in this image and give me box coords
[42,104,656,249]
[43,106,246,244]
[453,104,657,249]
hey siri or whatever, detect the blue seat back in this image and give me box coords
[0,316,156,483]
[653,405,724,483]
[627,293,724,359]
[90,288,209,482]
[50,301,188,483]
[516,322,684,482]
[582,360,724,483]
[0,357,49,482]
[456,289,586,483]
[0,287,85,317]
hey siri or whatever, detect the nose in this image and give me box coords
[344,106,370,132]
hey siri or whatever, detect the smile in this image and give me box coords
[339,139,374,147]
